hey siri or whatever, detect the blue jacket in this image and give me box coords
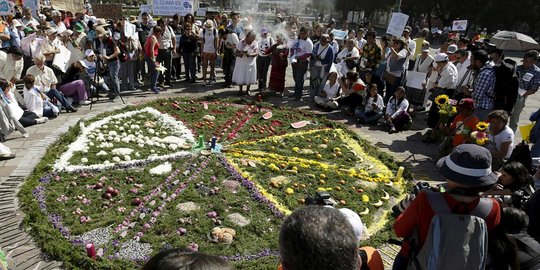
[530,108,540,143]
[310,43,334,74]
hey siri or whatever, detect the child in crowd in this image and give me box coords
[314,65,340,110]
[384,86,411,133]
[355,83,384,125]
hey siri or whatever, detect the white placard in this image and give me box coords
[23,0,39,17]
[140,4,151,14]
[452,20,468,31]
[386,12,409,37]
[0,0,14,15]
[331,29,348,40]
[405,71,427,89]
[153,0,193,16]
[52,45,71,73]
[197,8,206,17]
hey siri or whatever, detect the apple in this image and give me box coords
[132,198,142,206]
[95,182,103,189]
[106,186,115,194]
[112,189,119,197]
[102,193,112,200]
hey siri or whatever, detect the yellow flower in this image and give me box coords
[362,195,370,202]
[434,95,449,106]
[451,106,457,115]
[476,121,489,131]
[285,188,294,195]
[476,137,489,145]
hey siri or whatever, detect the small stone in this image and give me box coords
[227,213,251,227]
[223,180,241,193]
[176,202,199,212]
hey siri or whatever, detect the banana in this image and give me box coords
[384,181,394,187]
[372,200,383,207]
[381,191,390,201]
[359,208,370,216]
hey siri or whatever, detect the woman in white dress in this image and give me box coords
[232,31,258,95]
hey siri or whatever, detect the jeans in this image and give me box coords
[120,60,136,90]
[46,88,71,108]
[172,55,182,79]
[257,56,271,90]
[182,53,196,81]
[292,61,309,99]
[145,56,159,89]
[108,60,121,95]
[157,48,172,84]
[510,95,526,132]
[355,109,384,124]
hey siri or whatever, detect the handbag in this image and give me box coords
[383,71,398,85]
[427,87,446,102]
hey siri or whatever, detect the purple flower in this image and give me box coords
[176,227,187,235]
[187,242,199,252]
[207,211,218,218]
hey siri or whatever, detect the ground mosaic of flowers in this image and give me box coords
[20,98,406,270]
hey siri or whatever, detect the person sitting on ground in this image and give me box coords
[0,79,46,128]
[335,39,360,76]
[26,54,77,112]
[359,68,384,96]
[484,162,535,207]
[440,98,479,147]
[22,74,59,118]
[384,86,411,134]
[332,71,366,114]
[355,83,384,125]
[486,110,515,169]
[141,249,232,270]
[314,65,340,110]
[58,60,92,105]
[279,206,360,270]
[392,144,501,270]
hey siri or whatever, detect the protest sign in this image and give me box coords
[386,12,409,37]
[197,7,206,17]
[331,29,348,40]
[23,0,39,17]
[452,20,468,31]
[140,4,152,14]
[92,4,123,19]
[153,0,193,16]
[0,0,13,15]
[405,71,427,89]
[51,0,84,12]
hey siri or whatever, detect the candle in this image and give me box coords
[198,135,204,148]
[395,166,404,181]
[86,243,96,259]
[210,136,217,149]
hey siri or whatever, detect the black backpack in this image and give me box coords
[493,61,519,114]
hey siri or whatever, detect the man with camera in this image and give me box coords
[392,144,501,270]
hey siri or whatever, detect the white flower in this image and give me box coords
[112,148,134,156]
[109,131,118,136]
[96,150,108,156]
[148,129,155,134]
[88,142,94,146]
[150,149,156,153]
[103,125,108,129]
[138,143,144,148]
[114,137,121,142]
[146,140,155,146]
[82,148,88,153]
[88,134,95,139]
[81,158,88,163]
[169,144,178,150]
[104,160,111,165]
[149,162,172,175]
[135,152,141,157]
[119,127,124,131]
[124,155,131,161]
[112,156,121,162]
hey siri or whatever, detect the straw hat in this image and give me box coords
[95,26,108,38]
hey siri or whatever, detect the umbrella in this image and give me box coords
[491,31,540,51]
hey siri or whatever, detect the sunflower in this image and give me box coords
[476,137,489,145]
[476,121,489,131]
[434,94,450,106]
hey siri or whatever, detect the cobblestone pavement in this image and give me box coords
[1,72,538,269]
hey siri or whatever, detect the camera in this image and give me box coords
[391,182,433,217]
[305,191,337,206]
[492,190,530,209]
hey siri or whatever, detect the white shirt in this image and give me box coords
[322,81,340,99]
[386,97,409,119]
[0,51,23,82]
[83,59,97,78]
[330,40,339,56]
[225,33,240,48]
[257,36,274,57]
[157,25,173,49]
[201,27,218,53]
[437,62,459,89]
[26,65,58,93]
[4,90,24,120]
[357,38,367,50]
[49,21,67,33]
[23,86,44,117]
[365,94,384,113]
[290,38,313,59]
[22,17,40,27]
[337,47,360,61]
[456,57,473,86]
[413,54,434,73]
[488,125,514,159]
[404,37,416,69]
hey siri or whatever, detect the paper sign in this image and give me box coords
[0,0,13,15]
[522,72,533,82]
[23,0,39,17]
[386,12,409,37]
[518,88,527,97]
[153,0,193,16]
[331,29,348,40]
[452,20,468,31]
[197,7,206,17]
[51,0,84,12]
[140,4,152,14]
[405,71,427,89]
[92,4,123,19]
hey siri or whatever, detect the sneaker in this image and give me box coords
[151,88,160,94]
[22,132,29,138]
[36,117,49,124]
[81,100,92,105]
[66,105,78,113]
[389,127,397,134]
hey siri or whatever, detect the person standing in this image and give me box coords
[96,26,121,99]
[256,27,274,92]
[218,27,239,88]
[509,50,540,132]
[267,33,289,95]
[383,37,408,103]
[232,30,258,96]
[309,34,334,99]
[289,27,313,101]
[144,26,162,93]
[463,50,496,121]
[361,31,382,70]
[426,53,458,129]
[179,23,198,84]
[156,19,175,87]
[200,20,218,86]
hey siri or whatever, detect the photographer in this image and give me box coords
[484,162,535,208]
[392,144,501,270]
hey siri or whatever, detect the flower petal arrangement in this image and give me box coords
[20,98,406,270]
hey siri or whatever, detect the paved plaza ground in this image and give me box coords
[0,68,538,269]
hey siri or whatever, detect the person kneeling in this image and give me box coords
[355,83,384,125]
[384,86,411,133]
[331,71,366,114]
[314,66,340,110]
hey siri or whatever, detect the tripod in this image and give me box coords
[89,56,125,110]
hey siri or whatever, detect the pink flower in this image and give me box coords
[54,175,61,181]
[56,195,68,203]
[80,216,91,223]
[117,207,126,213]
[81,198,92,205]
[143,223,151,230]
[187,242,199,252]
[176,227,187,235]
[207,211,218,218]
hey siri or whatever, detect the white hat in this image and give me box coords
[204,19,213,29]
[61,29,73,37]
[434,53,449,62]
[46,28,57,36]
[447,44,458,54]
[195,20,202,27]
[12,19,23,28]
[339,208,363,242]
[85,49,95,57]
[78,60,89,69]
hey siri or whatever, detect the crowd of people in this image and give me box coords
[1,5,540,270]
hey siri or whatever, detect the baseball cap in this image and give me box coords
[434,53,449,62]
[457,98,474,111]
[447,44,458,54]
[85,49,95,57]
